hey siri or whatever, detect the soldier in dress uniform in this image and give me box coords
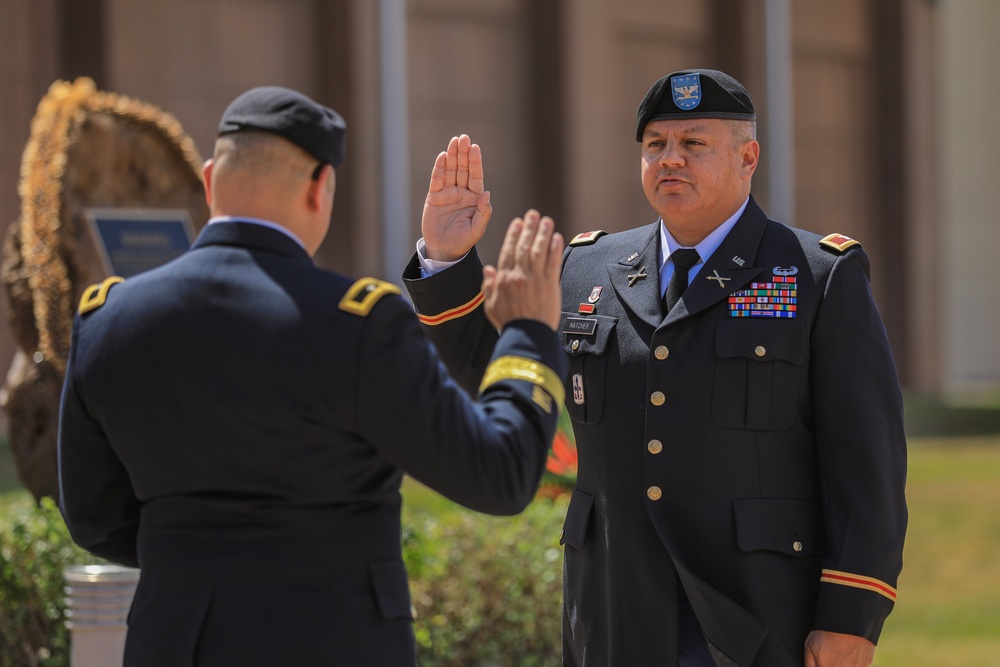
[58,85,566,666]
[404,69,907,667]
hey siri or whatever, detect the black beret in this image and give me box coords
[218,86,347,167]
[635,69,755,141]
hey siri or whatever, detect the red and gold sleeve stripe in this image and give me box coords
[416,291,485,326]
[820,569,897,602]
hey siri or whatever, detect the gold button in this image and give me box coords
[647,486,662,501]
[755,345,766,357]
[647,439,663,455]
[571,340,580,351]
[650,391,666,406]
[793,541,803,552]
[654,345,669,360]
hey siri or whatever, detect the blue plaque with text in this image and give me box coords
[86,209,196,278]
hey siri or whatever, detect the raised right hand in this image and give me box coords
[421,134,492,262]
[481,210,564,331]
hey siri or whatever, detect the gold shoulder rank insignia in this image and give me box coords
[79,276,125,315]
[339,277,402,317]
[819,233,861,254]
[569,230,607,247]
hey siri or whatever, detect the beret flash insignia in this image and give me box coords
[671,73,702,110]
[819,233,861,254]
[339,277,401,316]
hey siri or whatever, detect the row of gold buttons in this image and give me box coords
[648,345,670,500]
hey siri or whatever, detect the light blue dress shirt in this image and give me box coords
[658,197,749,297]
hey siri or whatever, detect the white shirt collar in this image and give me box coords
[208,216,306,250]
[658,197,749,292]
[660,197,750,284]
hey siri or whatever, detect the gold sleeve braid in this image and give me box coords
[479,355,565,412]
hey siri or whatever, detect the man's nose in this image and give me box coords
[659,143,684,168]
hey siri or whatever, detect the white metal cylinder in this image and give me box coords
[64,565,140,667]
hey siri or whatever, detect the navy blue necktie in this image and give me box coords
[663,248,701,314]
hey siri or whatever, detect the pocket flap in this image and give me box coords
[560,488,595,548]
[560,313,617,357]
[715,319,807,364]
[732,498,826,557]
[369,559,414,620]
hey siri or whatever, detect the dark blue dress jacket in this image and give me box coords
[403,198,907,667]
[59,221,567,667]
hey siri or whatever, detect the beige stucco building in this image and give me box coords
[1,0,997,401]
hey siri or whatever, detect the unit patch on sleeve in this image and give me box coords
[819,233,861,254]
[338,277,402,317]
[569,230,607,247]
[79,276,125,315]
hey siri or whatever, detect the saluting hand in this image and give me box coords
[421,134,492,262]
[482,210,563,331]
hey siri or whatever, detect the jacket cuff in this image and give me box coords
[403,247,485,326]
[813,575,896,643]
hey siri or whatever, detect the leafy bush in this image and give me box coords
[404,495,567,667]
[0,495,100,667]
[0,492,568,666]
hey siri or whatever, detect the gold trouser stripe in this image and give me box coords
[479,355,565,407]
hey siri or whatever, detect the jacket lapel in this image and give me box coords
[662,198,769,326]
[606,221,662,331]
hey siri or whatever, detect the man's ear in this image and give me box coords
[202,159,215,207]
[741,140,760,178]
[307,164,335,211]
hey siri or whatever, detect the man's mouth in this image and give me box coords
[658,176,688,188]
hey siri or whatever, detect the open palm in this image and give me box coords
[421,134,492,262]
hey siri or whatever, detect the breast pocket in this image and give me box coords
[712,319,807,431]
[560,313,617,424]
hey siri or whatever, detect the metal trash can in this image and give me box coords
[64,565,140,667]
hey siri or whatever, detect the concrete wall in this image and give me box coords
[940,0,1000,396]
[1,0,996,397]
[0,0,62,419]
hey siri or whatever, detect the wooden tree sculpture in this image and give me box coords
[1,78,208,501]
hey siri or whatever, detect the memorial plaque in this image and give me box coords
[86,209,196,278]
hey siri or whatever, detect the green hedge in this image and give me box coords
[0,492,567,666]
[404,496,566,667]
[0,496,100,667]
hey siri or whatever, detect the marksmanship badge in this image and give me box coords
[671,73,702,110]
